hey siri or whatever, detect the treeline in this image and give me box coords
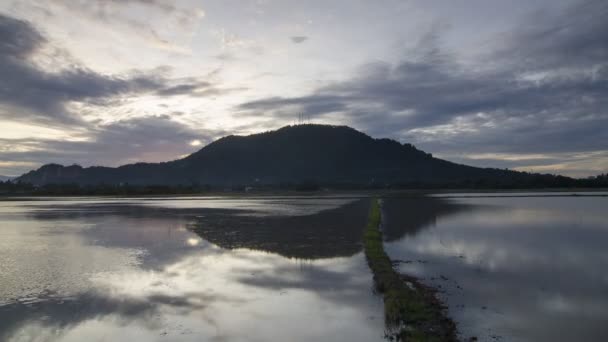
[0,181,329,195]
[390,173,608,189]
[0,182,212,196]
[1,173,607,196]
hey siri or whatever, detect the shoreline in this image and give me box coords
[1,187,607,199]
[363,198,458,341]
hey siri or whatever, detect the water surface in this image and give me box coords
[383,194,608,342]
[0,196,384,342]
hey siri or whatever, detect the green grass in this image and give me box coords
[364,198,457,341]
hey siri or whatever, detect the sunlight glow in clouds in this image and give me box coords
[0,0,606,177]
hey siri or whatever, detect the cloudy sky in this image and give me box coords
[0,0,606,177]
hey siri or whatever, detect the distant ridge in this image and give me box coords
[16,124,574,187]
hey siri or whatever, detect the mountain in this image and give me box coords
[16,124,570,187]
[0,175,13,182]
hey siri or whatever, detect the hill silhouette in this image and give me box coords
[15,124,581,188]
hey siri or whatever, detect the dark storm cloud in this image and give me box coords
[237,0,608,156]
[0,13,219,127]
[290,36,308,44]
[0,116,225,170]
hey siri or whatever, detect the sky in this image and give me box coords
[0,0,606,178]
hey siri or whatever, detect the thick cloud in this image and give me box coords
[0,14,217,127]
[0,12,44,57]
[490,0,608,71]
[237,0,608,160]
[0,14,159,125]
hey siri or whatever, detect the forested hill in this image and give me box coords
[15,124,590,188]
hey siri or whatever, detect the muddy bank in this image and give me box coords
[364,199,457,341]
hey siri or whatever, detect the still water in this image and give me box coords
[3,194,607,342]
[383,193,608,342]
[0,196,384,342]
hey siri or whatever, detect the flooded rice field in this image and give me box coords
[0,196,383,342]
[1,193,607,341]
[383,193,608,341]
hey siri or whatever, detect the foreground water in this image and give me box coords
[383,193,608,341]
[0,196,384,342]
[3,194,607,342]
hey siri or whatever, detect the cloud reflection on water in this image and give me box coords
[0,197,385,342]
[384,195,608,342]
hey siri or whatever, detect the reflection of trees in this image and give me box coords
[190,199,371,259]
[26,196,472,259]
[27,199,371,259]
[381,197,472,241]
[192,196,471,259]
